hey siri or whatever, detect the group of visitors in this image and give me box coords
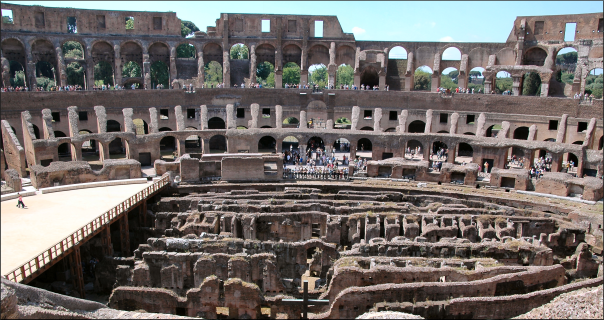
[507,155,525,169]
[574,92,594,103]
[1,86,29,92]
[529,156,553,179]
[405,146,422,157]
[283,165,349,180]
[433,147,448,161]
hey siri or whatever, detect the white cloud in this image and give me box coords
[352,27,366,34]
[439,36,454,42]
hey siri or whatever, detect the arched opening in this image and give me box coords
[307,137,324,152]
[522,72,541,96]
[204,61,223,88]
[132,119,148,135]
[440,67,458,90]
[457,143,473,163]
[554,47,577,93]
[282,136,299,154]
[122,61,142,89]
[7,60,26,88]
[58,142,72,161]
[108,138,127,159]
[150,61,169,89]
[598,136,603,150]
[357,138,372,151]
[106,120,123,154]
[431,141,448,161]
[437,130,449,134]
[35,61,56,91]
[176,43,196,58]
[544,138,556,143]
[585,68,603,99]
[513,127,530,140]
[384,128,397,132]
[387,46,408,91]
[442,47,461,61]
[563,152,579,174]
[309,63,327,89]
[258,136,276,153]
[405,140,423,160]
[468,67,485,93]
[334,117,351,129]
[360,126,373,131]
[31,124,40,139]
[230,43,249,60]
[209,135,227,153]
[523,47,547,66]
[464,132,475,135]
[184,129,202,154]
[81,139,100,165]
[261,125,272,129]
[333,138,350,153]
[360,66,379,89]
[495,71,512,94]
[283,117,299,127]
[414,66,432,91]
[486,124,501,137]
[256,61,275,88]
[282,62,300,86]
[408,120,426,133]
[237,126,248,130]
[208,117,226,129]
[336,63,354,88]
[159,135,176,159]
[94,61,114,87]
[66,62,85,87]
[230,43,249,87]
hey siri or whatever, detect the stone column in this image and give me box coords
[540,74,550,97]
[556,114,568,143]
[326,119,334,129]
[349,141,357,160]
[353,47,361,88]
[447,144,456,164]
[174,105,186,156]
[275,105,283,129]
[143,52,151,89]
[475,113,486,137]
[41,109,56,139]
[422,144,431,161]
[300,69,309,87]
[527,124,537,141]
[300,46,308,86]
[196,50,204,87]
[222,51,230,87]
[56,46,67,87]
[373,108,383,132]
[25,48,36,89]
[582,118,597,147]
[249,45,257,85]
[169,47,177,86]
[148,108,159,134]
[405,52,414,91]
[457,54,469,90]
[85,59,94,90]
[274,70,283,89]
[94,106,107,133]
[449,112,459,135]
[351,106,360,131]
[250,103,259,129]
[275,46,283,88]
[498,121,511,139]
[67,106,81,161]
[200,105,208,130]
[431,53,441,92]
[379,70,386,91]
[327,42,337,88]
[299,111,307,129]
[202,138,210,154]
[226,104,236,129]
[424,109,433,133]
[114,44,122,86]
[550,153,562,172]
[512,75,522,96]
[122,108,135,159]
[276,138,283,153]
[398,110,408,133]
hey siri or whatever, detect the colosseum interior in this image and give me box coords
[1,3,603,320]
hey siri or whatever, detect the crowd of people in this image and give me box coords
[575,92,595,103]
[529,156,553,179]
[438,87,482,95]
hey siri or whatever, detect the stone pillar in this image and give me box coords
[447,144,456,164]
[475,113,486,137]
[41,109,56,139]
[354,47,361,88]
[276,138,283,153]
[457,54,468,90]
[275,105,283,129]
[300,69,309,87]
[373,108,383,132]
[424,109,433,133]
[174,105,185,131]
[379,70,387,91]
[196,50,204,87]
[512,75,522,96]
[431,53,441,92]
[122,108,135,159]
[249,45,257,85]
[67,106,81,161]
[200,105,208,130]
[56,46,67,87]
[449,112,459,135]
[85,60,94,90]
[555,114,568,143]
[202,138,210,154]
[398,110,408,133]
[498,121,511,139]
[484,77,493,94]
[326,119,334,129]
[249,103,259,129]
[405,52,414,91]
[114,44,122,86]
[94,106,107,133]
[582,118,597,147]
[274,70,283,89]
[528,124,537,141]
[143,52,151,89]
[327,42,337,88]
[349,141,357,160]
[25,48,36,89]
[351,106,360,131]
[540,74,550,97]
[169,47,177,86]
[550,153,562,172]
[226,104,236,129]
[1,55,10,88]
[422,145,431,161]
[299,111,307,129]
[148,108,159,134]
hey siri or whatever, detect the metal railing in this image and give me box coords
[3,174,170,283]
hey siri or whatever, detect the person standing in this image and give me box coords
[16,193,25,208]
[483,161,489,173]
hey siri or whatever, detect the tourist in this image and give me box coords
[483,161,489,173]
[16,193,25,209]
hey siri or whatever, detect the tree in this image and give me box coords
[181,20,200,37]
[125,17,134,30]
[2,16,13,24]
[176,44,195,58]
[310,65,328,88]
[439,75,457,89]
[522,72,541,96]
[495,77,513,94]
[63,41,84,59]
[66,62,84,86]
[94,61,114,86]
[556,51,578,65]
[122,61,142,78]
[585,73,603,99]
[414,70,431,90]
[150,61,169,88]
[230,44,248,60]
[255,61,275,87]
[469,70,482,80]
[283,62,300,85]
[204,61,222,87]
[447,70,459,83]
[336,64,354,86]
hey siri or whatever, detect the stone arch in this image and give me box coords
[336,44,355,66]
[431,141,448,160]
[282,136,299,153]
[90,40,114,63]
[387,45,410,59]
[384,128,397,132]
[203,42,223,64]
[256,43,276,65]
[408,120,426,133]
[258,136,277,153]
[523,47,547,66]
[208,117,226,129]
[159,135,177,155]
[1,38,26,69]
[441,46,462,60]
[132,119,148,135]
[209,135,227,153]
[358,138,372,151]
[440,67,459,89]
[360,65,379,88]
[467,47,490,70]
[360,126,373,131]
[57,142,72,160]
[513,126,530,140]
[486,125,496,137]
[406,140,424,159]
[437,130,449,133]
[108,137,127,159]
[282,43,302,65]
[148,42,170,64]
[31,38,56,63]
[34,60,57,90]
[81,138,100,163]
[307,136,324,152]
[308,44,330,66]
[283,116,299,126]
[563,152,579,174]
[184,127,202,153]
[333,138,350,152]
[120,41,143,65]
[457,142,473,158]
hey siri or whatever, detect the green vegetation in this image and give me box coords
[555,51,578,66]
[181,20,200,38]
[584,73,603,99]
[336,64,354,87]
[230,44,248,59]
[335,117,351,125]
[125,17,134,30]
[283,117,299,125]
[282,62,300,86]
[310,65,328,88]
[414,69,431,90]
[522,72,541,96]
[495,77,512,94]
[204,61,222,87]
[122,61,142,78]
[256,61,275,87]
[94,61,114,86]
[150,61,169,88]
[2,15,13,24]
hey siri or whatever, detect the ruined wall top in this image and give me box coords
[506,13,603,43]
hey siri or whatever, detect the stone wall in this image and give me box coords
[29,159,141,189]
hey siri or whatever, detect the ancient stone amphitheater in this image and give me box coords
[1,3,602,320]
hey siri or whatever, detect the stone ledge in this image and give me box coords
[39,178,149,194]
[0,190,37,202]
